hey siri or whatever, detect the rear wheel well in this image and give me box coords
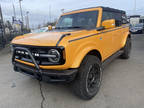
[87,50,102,61]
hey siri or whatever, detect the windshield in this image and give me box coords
[56,11,98,29]
[134,24,143,28]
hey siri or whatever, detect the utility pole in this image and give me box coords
[61,9,65,14]
[26,11,29,29]
[49,5,51,23]
[134,0,137,14]
[12,4,16,19]
[19,0,23,23]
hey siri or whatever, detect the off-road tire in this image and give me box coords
[121,37,132,59]
[72,55,102,100]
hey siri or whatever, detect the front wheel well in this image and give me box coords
[87,50,102,61]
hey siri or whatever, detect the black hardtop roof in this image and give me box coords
[66,6,126,14]
[101,6,126,14]
[130,15,141,18]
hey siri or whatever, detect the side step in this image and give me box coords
[102,50,123,69]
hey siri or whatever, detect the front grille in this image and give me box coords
[13,45,65,65]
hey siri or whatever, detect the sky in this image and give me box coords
[1,0,144,28]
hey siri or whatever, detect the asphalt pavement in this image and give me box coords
[0,34,144,108]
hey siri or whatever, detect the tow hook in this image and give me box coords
[35,70,42,81]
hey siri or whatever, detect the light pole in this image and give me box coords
[12,4,16,19]
[19,0,23,23]
[61,9,65,13]
[49,5,51,23]
[26,11,29,29]
[134,0,137,14]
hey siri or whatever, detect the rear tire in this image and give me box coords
[72,55,102,100]
[121,37,132,59]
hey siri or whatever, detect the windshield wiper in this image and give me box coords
[68,26,81,28]
[66,26,84,29]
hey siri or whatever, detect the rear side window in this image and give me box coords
[140,19,144,23]
[102,11,123,27]
[122,14,128,24]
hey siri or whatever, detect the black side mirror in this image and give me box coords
[96,27,105,31]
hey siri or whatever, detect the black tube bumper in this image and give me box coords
[13,62,78,83]
[12,47,78,83]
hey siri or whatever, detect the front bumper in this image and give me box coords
[13,62,77,82]
[130,30,143,34]
[12,47,78,82]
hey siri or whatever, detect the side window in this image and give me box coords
[102,11,112,21]
[113,12,122,26]
[102,11,122,27]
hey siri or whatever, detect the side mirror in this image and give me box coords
[48,25,52,31]
[102,19,116,29]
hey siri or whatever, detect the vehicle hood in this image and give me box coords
[11,29,85,46]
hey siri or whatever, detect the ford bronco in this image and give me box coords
[11,7,131,100]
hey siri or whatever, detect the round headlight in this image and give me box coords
[48,49,61,63]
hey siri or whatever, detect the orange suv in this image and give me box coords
[11,7,131,100]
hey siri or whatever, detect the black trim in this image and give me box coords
[14,62,78,82]
[102,50,123,69]
[56,33,71,46]
[12,46,65,66]
[69,25,129,43]
[12,47,40,70]
[12,44,64,50]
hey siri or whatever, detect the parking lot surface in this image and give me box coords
[0,34,144,108]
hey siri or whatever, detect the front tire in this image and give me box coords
[121,37,132,59]
[72,55,102,100]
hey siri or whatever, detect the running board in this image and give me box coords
[102,50,123,69]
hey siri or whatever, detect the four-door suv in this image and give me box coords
[11,7,131,100]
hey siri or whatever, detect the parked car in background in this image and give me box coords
[130,23,144,34]
[31,27,48,33]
